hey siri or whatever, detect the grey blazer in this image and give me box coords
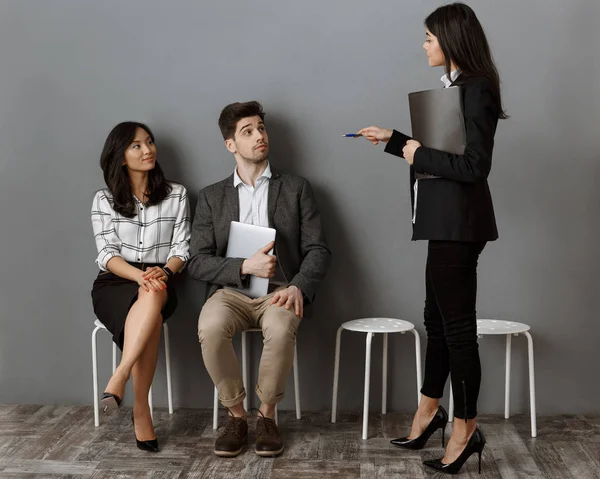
[186,167,331,304]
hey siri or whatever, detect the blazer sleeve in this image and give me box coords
[288,179,332,303]
[384,130,413,158]
[412,77,500,183]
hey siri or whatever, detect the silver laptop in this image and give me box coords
[225,221,276,299]
[408,86,466,179]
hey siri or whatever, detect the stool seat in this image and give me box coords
[341,317,415,334]
[477,319,530,335]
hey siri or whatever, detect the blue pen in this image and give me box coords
[341,133,362,138]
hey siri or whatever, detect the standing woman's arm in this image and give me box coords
[411,77,500,183]
[384,130,413,158]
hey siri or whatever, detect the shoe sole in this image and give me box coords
[100,396,120,415]
[255,446,284,457]
[214,448,243,458]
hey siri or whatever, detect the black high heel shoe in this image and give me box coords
[100,392,122,415]
[423,427,486,475]
[131,412,159,453]
[390,405,448,450]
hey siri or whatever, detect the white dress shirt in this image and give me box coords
[441,69,461,88]
[233,162,286,287]
[233,162,272,228]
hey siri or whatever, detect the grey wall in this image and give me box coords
[1,0,599,415]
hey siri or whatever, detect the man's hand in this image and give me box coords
[270,285,304,318]
[241,241,277,279]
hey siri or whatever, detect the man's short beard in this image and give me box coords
[240,151,269,164]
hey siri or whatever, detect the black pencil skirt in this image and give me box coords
[91,263,177,349]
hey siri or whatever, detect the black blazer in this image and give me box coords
[385,74,499,242]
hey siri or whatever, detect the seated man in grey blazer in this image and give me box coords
[187,101,331,458]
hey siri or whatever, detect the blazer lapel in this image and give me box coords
[224,175,240,222]
[267,168,281,228]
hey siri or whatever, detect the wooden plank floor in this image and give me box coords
[0,405,599,478]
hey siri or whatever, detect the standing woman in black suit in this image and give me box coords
[358,3,506,475]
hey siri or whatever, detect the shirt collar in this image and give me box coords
[233,162,272,187]
[441,70,461,88]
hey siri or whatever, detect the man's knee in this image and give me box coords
[263,308,300,343]
[198,311,235,344]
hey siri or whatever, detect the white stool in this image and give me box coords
[92,319,174,427]
[212,328,301,430]
[448,319,537,437]
[331,318,423,440]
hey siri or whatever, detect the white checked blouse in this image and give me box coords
[91,182,191,271]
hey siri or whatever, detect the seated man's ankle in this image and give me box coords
[259,405,276,419]
[227,404,247,419]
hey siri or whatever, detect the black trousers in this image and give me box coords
[420,240,486,420]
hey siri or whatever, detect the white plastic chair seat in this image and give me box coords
[477,319,530,335]
[341,318,416,334]
[331,318,423,440]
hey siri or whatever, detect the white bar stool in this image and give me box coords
[91,319,174,427]
[212,328,301,430]
[331,318,422,440]
[448,319,537,437]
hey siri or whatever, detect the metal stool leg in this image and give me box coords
[410,329,422,406]
[242,331,249,411]
[505,334,512,419]
[449,383,454,423]
[293,343,301,420]
[382,333,388,414]
[331,326,344,423]
[213,387,219,430]
[92,326,101,427]
[524,331,537,437]
[163,324,174,415]
[112,342,117,374]
[362,332,374,440]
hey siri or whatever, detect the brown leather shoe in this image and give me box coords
[255,410,284,457]
[214,410,248,457]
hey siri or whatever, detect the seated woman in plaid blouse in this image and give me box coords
[90,122,190,452]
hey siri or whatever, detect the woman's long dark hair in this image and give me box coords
[100,122,171,218]
[425,2,507,119]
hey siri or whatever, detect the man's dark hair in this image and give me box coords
[218,101,265,140]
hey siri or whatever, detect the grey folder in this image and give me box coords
[225,221,276,299]
[408,86,466,179]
